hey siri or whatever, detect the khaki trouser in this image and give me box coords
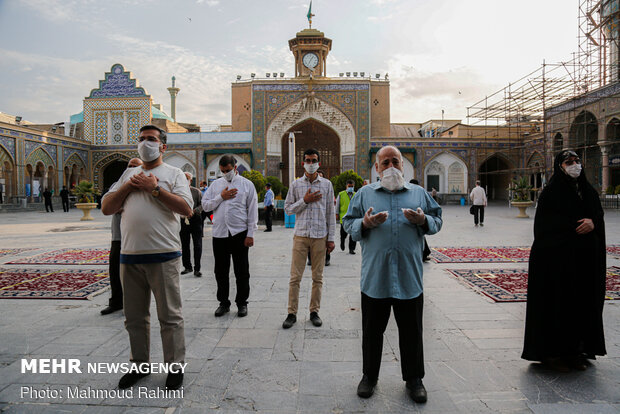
[120,257,185,364]
[288,235,327,314]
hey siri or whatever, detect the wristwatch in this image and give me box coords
[151,186,161,198]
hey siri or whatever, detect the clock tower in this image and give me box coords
[289,28,332,78]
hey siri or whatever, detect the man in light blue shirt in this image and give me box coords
[343,146,442,403]
[263,183,274,232]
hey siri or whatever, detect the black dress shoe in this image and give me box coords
[282,313,296,329]
[309,312,322,327]
[180,268,193,275]
[357,375,377,398]
[406,378,427,403]
[214,305,230,317]
[340,243,345,251]
[118,372,149,389]
[101,306,122,315]
[194,270,202,277]
[165,372,184,390]
[324,258,330,266]
[307,259,311,266]
[264,229,272,232]
[237,305,248,317]
[349,250,356,255]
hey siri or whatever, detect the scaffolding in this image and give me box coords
[465,0,620,193]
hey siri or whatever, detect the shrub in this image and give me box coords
[241,170,266,201]
[281,186,289,200]
[72,181,99,203]
[265,175,284,196]
[329,170,364,194]
[606,186,616,195]
[510,176,533,201]
[615,184,620,195]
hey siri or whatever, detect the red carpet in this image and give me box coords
[0,268,109,299]
[0,248,36,259]
[608,245,620,260]
[446,266,620,302]
[7,248,110,265]
[431,246,530,263]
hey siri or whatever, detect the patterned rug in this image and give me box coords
[7,248,110,265]
[446,267,620,302]
[608,245,620,260]
[431,246,531,263]
[0,248,36,258]
[0,268,109,299]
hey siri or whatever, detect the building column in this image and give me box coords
[601,145,610,193]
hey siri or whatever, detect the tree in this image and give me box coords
[265,176,284,197]
[241,170,267,201]
[330,170,364,194]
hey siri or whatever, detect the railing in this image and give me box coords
[601,195,620,209]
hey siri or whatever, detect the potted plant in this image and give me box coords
[510,176,534,218]
[72,181,99,221]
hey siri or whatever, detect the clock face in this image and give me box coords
[302,52,319,69]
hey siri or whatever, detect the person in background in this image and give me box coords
[180,172,204,277]
[522,150,607,371]
[101,157,143,315]
[336,179,357,254]
[43,188,54,212]
[264,183,275,232]
[470,180,487,227]
[60,186,70,212]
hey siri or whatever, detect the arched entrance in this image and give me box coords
[607,117,620,189]
[0,145,14,203]
[103,160,128,190]
[281,119,340,184]
[478,154,514,201]
[553,133,563,155]
[569,111,600,189]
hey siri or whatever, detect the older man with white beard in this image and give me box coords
[343,145,442,403]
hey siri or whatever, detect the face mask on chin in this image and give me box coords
[380,167,405,191]
[304,163,319,175]
[137,141,161,162]
[564,163,582,179]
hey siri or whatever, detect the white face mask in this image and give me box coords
[380,167,405,191]
[137,140,161,162]
[564,163,582,179]
[223,169,236,182]
[304,163,320,175]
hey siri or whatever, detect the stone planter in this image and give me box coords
[512,200,534,218]
[75,202,98,221]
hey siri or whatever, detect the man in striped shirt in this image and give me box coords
[282,148,336,329]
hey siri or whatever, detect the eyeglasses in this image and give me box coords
[563,158,581,166]
[304,159,319,164]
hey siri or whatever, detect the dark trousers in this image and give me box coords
[340,223,357,252]
[473,205,485,225]
[108,240,123,308]
[44,199,53,212]
[62,198,69,212]
[423,237,430,259]
[265,205,273,230]
[361,292,424,381]
[181,223,203,271]
[212,230,250,307]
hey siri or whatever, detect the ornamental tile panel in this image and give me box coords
[111,111,124,144]
[63,149,89,166]
[88,64,148,98]
[0,136,16,161]
[94,111,108,145]
[127,110,140,144]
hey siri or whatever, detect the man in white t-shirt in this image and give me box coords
[202,155,258,318]
[469,180,488,227]
[102,125,193,391]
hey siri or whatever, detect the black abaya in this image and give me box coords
[521,153,607,362]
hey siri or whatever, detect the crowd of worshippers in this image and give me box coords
[99,125,607,402]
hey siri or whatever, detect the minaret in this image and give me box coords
[167,76,180,122]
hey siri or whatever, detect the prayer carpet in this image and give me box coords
[446,267,620,302]
[0,268,109,299]
[431,246,530,263]
[607,245,620,260]
[7,248,109,265]
[0,248,36,258]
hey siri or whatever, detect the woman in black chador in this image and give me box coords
[522,150,607,371]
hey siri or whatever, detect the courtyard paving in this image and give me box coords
[0,203,618,413]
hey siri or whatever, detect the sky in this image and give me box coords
[0,0,579,126]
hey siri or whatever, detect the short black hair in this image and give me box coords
[219,154,237,167]
[303,148,320,161]
[409,179,419,185]
[346,179,355,185]
[266,183,272,188]
[139,124,167,144]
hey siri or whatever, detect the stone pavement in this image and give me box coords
[0,204,618,413]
